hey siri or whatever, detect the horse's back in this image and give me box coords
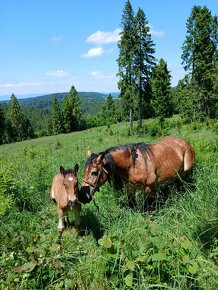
[147,136,195,184]
[159,136,195,172]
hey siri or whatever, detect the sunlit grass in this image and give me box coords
[0,116,218,289]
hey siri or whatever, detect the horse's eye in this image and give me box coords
[91,171,98,176]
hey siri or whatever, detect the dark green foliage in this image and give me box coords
[133,8,156,125]
[117,1,156,131]
[7,94,34,142]
[12,91,107,111]
[0,104,6,144]
[117,0,135,132]
[62,85,82,132]
[101,94,118,124]
[48,97,64,135]
[173,76,199,121]
[151,58,172,118]
[181,5,218,119]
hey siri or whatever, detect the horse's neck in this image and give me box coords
[109,150,132,170]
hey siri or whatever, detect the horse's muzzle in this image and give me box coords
[78,187,93,204]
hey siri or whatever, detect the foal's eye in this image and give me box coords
[91,171,98,176]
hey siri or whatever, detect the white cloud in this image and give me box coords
[82,47,104,58]
[86,28,121,45]
[0,82,41,87]
[52,36,63,41]
[90,71,114,80]
[149,25,165,37]
[45,70,71,77]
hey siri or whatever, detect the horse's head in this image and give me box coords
[60,164,79,208]
[79,150,108,204]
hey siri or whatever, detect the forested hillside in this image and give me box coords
[0,90,120,141]
[0,91,108,112]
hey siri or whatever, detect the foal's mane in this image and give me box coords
[85,142,151,191]
[63,169,76,175]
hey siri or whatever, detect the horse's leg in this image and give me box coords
[127,183,136,208]
[74,203,81,228]
[143,186,157,211]
[57,207,64,240]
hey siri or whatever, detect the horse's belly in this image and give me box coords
[156,162,183,185]
[128,167,156,186]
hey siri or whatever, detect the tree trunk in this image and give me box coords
[129,107,133,134]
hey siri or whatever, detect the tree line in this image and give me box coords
[117,1,217,131]
[0,87,121,144]
[0,1,217,145]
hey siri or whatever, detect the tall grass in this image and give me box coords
[0,116,217,289]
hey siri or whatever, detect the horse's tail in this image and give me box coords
[184,146,195,172]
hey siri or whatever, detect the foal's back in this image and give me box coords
[50,173,68,207]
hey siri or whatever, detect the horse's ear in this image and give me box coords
[60,166,65,175]
[88,150,92,157]
[96,153,105,164]
[74,163,79,174]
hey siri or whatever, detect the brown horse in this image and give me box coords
[79,136,195,207]
[50,164,81,239]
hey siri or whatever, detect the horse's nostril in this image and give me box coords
[78,187,93,204]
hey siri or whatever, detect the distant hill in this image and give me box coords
[0,91,119,115]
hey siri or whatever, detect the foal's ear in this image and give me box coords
[87,150,92,157]
[60,166,65,175]
[74,163,79,174]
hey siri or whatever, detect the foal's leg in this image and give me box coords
[57,207,65,240]
[64,214,70,228]
[74,203,81,228]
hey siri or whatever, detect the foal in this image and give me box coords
[50,164,81,239]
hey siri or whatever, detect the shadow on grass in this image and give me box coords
[78,208,104,241]
[194,214,218,254]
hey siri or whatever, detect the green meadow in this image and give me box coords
[0,116,218,289]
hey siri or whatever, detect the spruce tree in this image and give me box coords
[7,94,33,141]
[181,5,218,118]
[174,76,197,121]
[50,97,63,135]
[133,8,156,127]
[102,93,117,124]
[150,58,172,118]
[117,0,135,133]
[62,86,82,132]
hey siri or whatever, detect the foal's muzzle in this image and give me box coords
[68,199,77,209]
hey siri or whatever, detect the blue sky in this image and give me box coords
[0,0,217,97]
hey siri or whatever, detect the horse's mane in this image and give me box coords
[106,142,151,190]
[85,142,151,191]
[105,142,150,165]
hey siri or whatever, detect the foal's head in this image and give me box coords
[60,164,79,208]
[79,151,108,204]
